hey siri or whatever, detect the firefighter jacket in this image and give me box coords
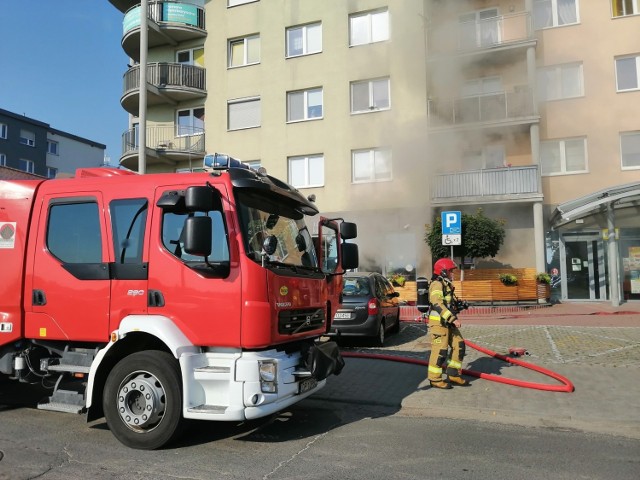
[428,276,457,326]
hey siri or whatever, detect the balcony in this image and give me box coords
[120,124,206,170]
[121,62,206,115]
[428,87,538,130]
[121,2,206,60]
[428,11,535,61]
[109,0,138,12]
[431,165,542,205]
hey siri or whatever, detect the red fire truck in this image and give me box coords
[0,156,358,449]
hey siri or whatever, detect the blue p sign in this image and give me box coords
[441,211,461,235]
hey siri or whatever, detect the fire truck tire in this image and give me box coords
[103,350,184,450]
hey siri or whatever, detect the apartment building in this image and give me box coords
[108,0,640,303]
[0,108,107,178]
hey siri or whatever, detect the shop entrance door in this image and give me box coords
[561,233,607,300]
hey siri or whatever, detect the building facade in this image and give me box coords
[0,108,107,178]
[108,0,640,303]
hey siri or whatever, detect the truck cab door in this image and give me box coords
[25,193,111,342]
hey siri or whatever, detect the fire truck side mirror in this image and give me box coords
[416,276,430,313]
[183,216,212,257]
[341,242,359,270]
[340,222,357,240]
[185,186,222,212]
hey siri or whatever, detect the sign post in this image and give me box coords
[441,211,461,260]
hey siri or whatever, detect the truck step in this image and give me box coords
[47,364,91,374]
[37,401,84,414]
[37,389,85,414]
[187,404,227,414]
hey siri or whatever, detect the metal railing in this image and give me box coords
[431,165,540,200]
[123,62,206,95]
[121,124,205,156]
[428,87,535,127]
[429,11,533,56]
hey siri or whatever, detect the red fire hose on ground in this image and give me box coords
[341,339,575,393]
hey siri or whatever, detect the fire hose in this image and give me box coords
[341,339,575,393]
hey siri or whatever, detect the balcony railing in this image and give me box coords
[429,11,534,57]
[123,62,206,95]
[431,165,541,202]
[121,124,205,157]
[428,88,535,128]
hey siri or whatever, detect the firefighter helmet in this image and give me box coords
[433,258,457,277]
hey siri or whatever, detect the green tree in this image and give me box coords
[425,209,506,262]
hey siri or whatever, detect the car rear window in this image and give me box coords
[343,277,370,296]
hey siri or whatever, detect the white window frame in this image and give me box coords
[533,0,579,30]
[228,0,258,7]
[228,97,261,131]
[537,62,584,101]
[47,140,59,155]
[0,123,7,139]
[288,154,324,188]
[286,22,322,58]
[349,9,389,46]
[287,87,323,122]
[0,153,6,166]
[228,34,260,68]
[352,147,392,183]
[19,129,35,147]
[615,55,640,92]
[612,0,640,17]
[46,166,58,179]
[176,107,205,136]
[620,131,640,170]
[540,137,588,176]
[350,77,391,114]
[19,158,35,174]
[177,47,204,67]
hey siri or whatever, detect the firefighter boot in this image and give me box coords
[429,380,452,389]
[448,375,469,386]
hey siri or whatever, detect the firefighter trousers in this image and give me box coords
[427,322,465,382]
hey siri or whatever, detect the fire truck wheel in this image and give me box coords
[103,350,184,450]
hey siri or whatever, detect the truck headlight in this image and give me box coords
[259,360,277,393]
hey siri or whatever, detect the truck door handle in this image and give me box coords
[32,290,47,306]
[148,290,165,307]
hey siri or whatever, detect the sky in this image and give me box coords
[0,1,128,164]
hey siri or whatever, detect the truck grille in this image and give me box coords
[278,308,325,334]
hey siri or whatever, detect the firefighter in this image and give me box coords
[427,258,469,389]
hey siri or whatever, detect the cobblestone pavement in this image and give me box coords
[341,322,640,368]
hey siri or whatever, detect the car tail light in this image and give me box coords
[368,298,379,316]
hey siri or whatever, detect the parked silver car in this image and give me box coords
[328,272,400,346]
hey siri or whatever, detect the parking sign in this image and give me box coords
[441,211,461,235]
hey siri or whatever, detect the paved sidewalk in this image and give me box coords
[320,301,640,439]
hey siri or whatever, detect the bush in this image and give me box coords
[536,273,551,284]
[499,273,518,286]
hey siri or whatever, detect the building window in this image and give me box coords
[538,62,584,101]
[19,159,35,174]
[177,107,205,136]
[0,123,7,139]
[351,78,390,113]
[612,0,639,17]
[47,140,59,155]
[177,47,204,67]
[46,167,58,179]
[621,131,640,169]
[228,97,261,130]
[349,9,389,46]
[533,0,578,29]
[228,35,260,68]
[352,148,392,183]
[286,22,322,57]
[228,0,258,7]
[616,55,640,92]
[288,154,324,188]
[287,88,323,122]
[19,129,35,147]
[540,138,587,176]
[0,153,6,166]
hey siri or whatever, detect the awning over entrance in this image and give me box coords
[551,181,640,228]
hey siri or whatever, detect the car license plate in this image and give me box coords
[334,312,351,319]
[299,377,318,394]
